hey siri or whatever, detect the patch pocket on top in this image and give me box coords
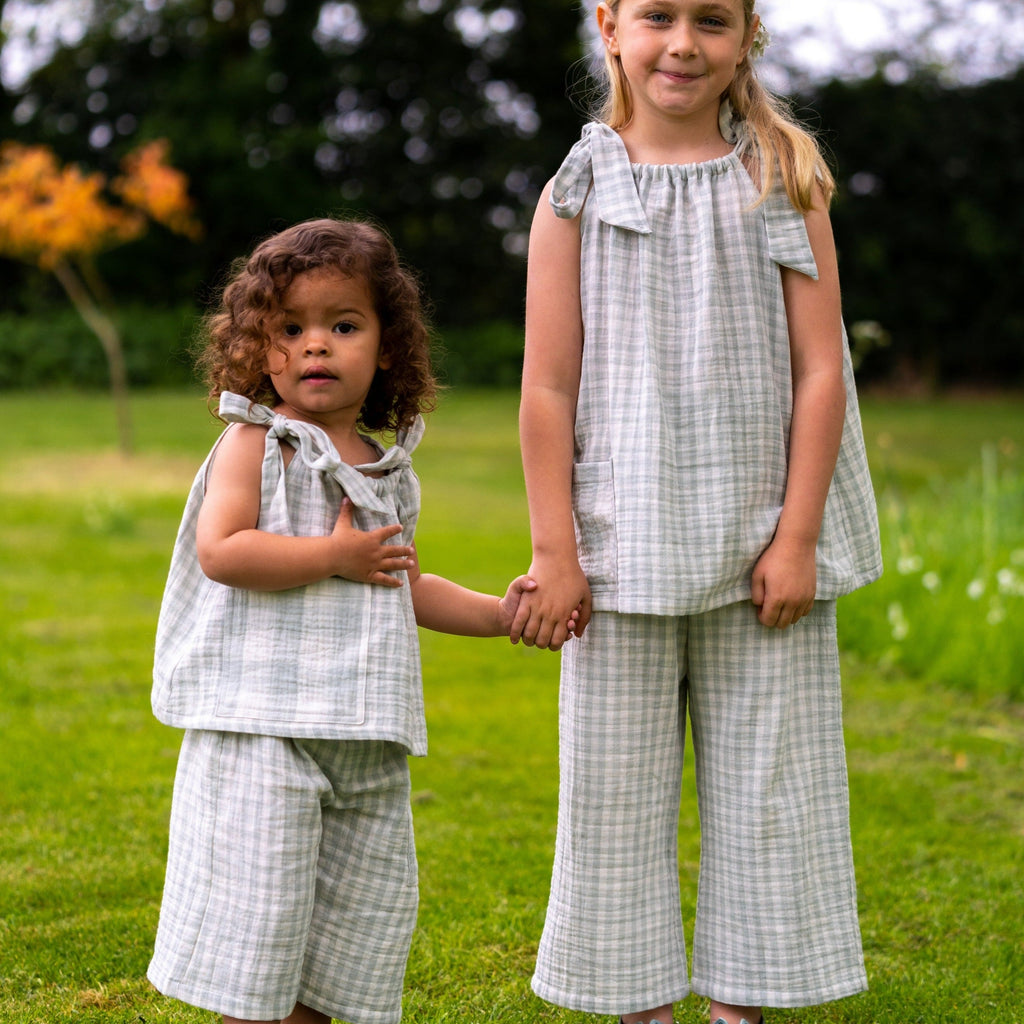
[572,460,618,588]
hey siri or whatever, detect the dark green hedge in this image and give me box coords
[0,307,519,390]
[0,306,200,390]
[433,321,524,388]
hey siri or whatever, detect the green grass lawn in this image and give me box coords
[843,395,1023,697]
[0,389,1021,1023]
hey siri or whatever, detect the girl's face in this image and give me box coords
[599,0,756,131]
[265,267,388,428]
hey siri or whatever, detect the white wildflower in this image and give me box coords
[897,555,923,575]
[887,602,909,641]
[997,568,1024,597]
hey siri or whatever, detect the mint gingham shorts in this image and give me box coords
[148,732,418,1023]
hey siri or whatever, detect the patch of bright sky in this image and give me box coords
[1,0,93,89]
[755,0,1019,86]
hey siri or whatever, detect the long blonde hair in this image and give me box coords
[596,0,835,210]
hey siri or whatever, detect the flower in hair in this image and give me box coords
[750,23,770,59]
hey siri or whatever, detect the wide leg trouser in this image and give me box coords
[531,601,867,1012]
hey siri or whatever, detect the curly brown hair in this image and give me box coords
[196,217,438,432]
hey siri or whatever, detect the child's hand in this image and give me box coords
[751,534,817,628]
[497,575,538,635]
[510,557,592,650]
[498,576,580,648]
[331,498,415,587]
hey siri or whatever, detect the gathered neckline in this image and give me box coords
[629,147,743,177]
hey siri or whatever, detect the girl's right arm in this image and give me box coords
[512,180,592,649]
[195,423,414,591]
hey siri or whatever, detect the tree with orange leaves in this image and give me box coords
[0,140,202,454]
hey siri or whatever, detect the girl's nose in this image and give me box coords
[304,330,330,354]
[667,22,698,57]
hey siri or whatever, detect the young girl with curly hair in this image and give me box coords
[149,217,546,1024]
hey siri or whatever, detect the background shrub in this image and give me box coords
[0,306,199,390]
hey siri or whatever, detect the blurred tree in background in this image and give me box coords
[0,137,201,449]
[0,0,1021,388]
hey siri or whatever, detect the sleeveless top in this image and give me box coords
[152,392,427,754]
[551,121,882,614]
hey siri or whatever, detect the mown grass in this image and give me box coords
[0,389,1021,1024]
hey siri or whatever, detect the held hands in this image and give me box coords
[498,575,581,648]
[331,497,414,588]
[750,533,817,629]
[509,556,592,651]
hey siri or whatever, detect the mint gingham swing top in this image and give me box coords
[552,122,882,614]
[152,392,427,754]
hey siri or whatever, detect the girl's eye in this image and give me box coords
[283,323,302,337]
[333,321,356,334]
[646,12,670,24]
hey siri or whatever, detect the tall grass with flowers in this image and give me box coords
[839,398,1023,700]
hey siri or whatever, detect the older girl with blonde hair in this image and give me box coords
[514,2,882,1022]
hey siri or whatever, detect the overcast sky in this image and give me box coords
[755,0,992,83]
[3,0,1024,91]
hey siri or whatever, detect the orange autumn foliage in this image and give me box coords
[111,139,203,242]
[0,139,201,270]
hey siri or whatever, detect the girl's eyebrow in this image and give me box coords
[633,1,739,18]
[279,303,368,317]
[695,2,740,18]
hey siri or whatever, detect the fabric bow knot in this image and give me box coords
[218,392,421,515]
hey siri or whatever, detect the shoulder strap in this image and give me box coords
[216,393,419,514]
[550,123,651,234]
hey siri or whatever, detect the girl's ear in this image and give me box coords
[597,3,619,56]
[739,12,760,64]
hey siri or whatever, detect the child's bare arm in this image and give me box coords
[407,544,579,640]
[516,180,593,648]
[752,191,846,628]
[196,424,414,591]
[408,559,527,637]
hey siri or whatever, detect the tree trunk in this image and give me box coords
[52,259,134,456]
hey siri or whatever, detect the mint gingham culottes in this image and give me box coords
[531,603,868,1012]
